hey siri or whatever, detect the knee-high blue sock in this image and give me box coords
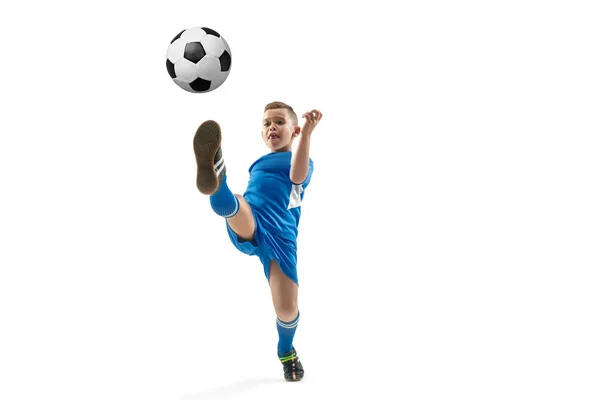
[277,311,300,356]
[209,176,239,218]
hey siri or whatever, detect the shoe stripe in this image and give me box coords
[279,354,296,362]
[215,164,225,177]
[214,157,224,172]
[214,162,226,177]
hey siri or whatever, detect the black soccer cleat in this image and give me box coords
[193,120,226,195]
[279,347,304,382]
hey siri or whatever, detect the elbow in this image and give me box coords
[289,171,308,185]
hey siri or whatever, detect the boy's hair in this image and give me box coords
[264,101,298,126]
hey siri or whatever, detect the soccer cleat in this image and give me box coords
[193,120,226,195]
[279,347,304,382]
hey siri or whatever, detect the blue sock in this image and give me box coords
[277,311,300,356]
[209,176,239,218]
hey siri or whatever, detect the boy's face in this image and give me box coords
[262,109,300,152]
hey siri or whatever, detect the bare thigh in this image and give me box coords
[269,259,299,322]
[226,194,255,241]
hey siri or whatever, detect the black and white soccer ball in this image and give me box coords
[166,27,232,93]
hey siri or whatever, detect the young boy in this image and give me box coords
[193,101,322,382]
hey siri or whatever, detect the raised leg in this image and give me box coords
[193,120,256,241]
[226,194,255,241]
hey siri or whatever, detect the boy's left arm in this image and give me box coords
[290,109,323,184]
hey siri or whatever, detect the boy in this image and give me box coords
[193,101,322,382]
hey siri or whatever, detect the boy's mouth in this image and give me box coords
[268,134,279,140]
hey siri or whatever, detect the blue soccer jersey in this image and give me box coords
[244,151,314,241]
[227,151,314,284]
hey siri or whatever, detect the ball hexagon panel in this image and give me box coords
[200,35,225,57]
[166,38,186,63]
[209,73,228,91]
[173,78,193,92]
[181,27,207,43]
[174,58,198,83]
[196,56,221,80]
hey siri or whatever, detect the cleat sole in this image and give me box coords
[193,120,222,195]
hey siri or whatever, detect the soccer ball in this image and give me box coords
[165,27,232,93]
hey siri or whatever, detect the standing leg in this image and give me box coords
[269,260,304,381]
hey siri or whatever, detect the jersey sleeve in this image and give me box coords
[302,158,314,187]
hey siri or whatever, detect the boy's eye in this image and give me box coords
[264,120,284,127]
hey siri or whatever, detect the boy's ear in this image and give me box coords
[293,126,301,137]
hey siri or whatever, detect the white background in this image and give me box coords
[1,1,599,399]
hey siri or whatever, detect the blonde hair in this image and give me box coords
[264,101,298,126]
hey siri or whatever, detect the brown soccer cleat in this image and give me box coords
[193,120,226,195]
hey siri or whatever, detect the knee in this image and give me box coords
[275,305,299,322]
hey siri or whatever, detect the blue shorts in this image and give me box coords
[226,208,299,285]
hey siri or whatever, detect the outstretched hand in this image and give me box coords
[300,109,323,137]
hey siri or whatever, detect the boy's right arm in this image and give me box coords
[290,109,322,184]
